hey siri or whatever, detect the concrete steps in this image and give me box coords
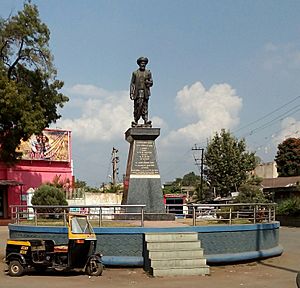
[144,232,210,277]
[152,267,210,277]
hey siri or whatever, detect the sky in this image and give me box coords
[1,0,300,186]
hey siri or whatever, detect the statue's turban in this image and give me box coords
[137,57,149,65]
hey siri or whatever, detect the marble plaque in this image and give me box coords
[131,140,159,175]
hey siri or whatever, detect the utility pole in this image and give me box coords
[192,144,204,200]
[111,147,119,186]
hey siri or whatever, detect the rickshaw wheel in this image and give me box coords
[86,261,103,276]
[8,260,24,277]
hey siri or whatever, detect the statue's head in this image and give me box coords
[137,57,148,66]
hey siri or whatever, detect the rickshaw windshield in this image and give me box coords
[71,216,94,234]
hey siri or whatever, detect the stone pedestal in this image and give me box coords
[122,127,165,213]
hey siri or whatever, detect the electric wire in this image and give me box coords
[234,95,300,134]
[160,148,195,180]
[190,95,300,166]
[242,105,300,138]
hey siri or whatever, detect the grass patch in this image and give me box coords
[14,217,255,227]
[15,219,140,227]
[176,218,252,226]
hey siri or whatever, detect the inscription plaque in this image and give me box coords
[131,141,159,175]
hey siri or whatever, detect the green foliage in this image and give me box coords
[75,180,88,189]
[162,184,181,195]
[31,184,68,218]
[216,206,234,220]
[195,183,214,203]
[0,2,68,164]
[75,179,99,193]
[205,129,257,198]
[31,184,68,206]
[163,172,202,195]
[235,176,268,203]
[276,197,300,216]
[104,184,122,194]
[163,172,212,203]
[181,172,200,186]
[275,138,300,177]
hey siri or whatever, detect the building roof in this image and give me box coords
[0,179,23,186]
[261,176,300,189]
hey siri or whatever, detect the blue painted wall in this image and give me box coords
[9,222,283,266]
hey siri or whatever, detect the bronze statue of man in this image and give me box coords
[130,57,153,127]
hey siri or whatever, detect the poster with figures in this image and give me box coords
[17,129,70,162]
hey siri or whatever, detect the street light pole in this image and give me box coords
[192,145,204,201]
[111,147,119,187]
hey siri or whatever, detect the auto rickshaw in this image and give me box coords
[5,213,103,277]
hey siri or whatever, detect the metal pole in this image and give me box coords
[63,210,66,226]
[200,148,204,200]
[98,207,101,227]
[141,206,144,227]
[34,209,38,226]
[112,147,119,187]
[191,145,204,200]
[99,207,102,227]
[16,206,19,224]
[253,206,256,224]
[193,206,196,226]
[11,206,14,223]
[229,208,232,225]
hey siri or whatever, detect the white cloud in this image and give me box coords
[56,84,132,142]
[54,81,243,184]
[161,81,242,146]
[57,84,170,142]
[273,117,300,145]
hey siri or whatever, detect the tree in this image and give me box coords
[75,180,88,189]
[31,184,68,218]
[235,176,267,203]
[275,138,300,177]
[162,178,182,195]
[162,172,211,202]
[0,2,68,164]
[205,129,257,198]
[32,184,68,206]
[75,179,99,193]
[181,172,201,186]
[276,197,300,216]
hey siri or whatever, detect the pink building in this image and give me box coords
[0,129,73,219]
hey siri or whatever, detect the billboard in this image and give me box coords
[17,129,70,162]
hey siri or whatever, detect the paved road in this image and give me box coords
[0,226,299,288]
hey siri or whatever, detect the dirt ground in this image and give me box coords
[0,225,299,288]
